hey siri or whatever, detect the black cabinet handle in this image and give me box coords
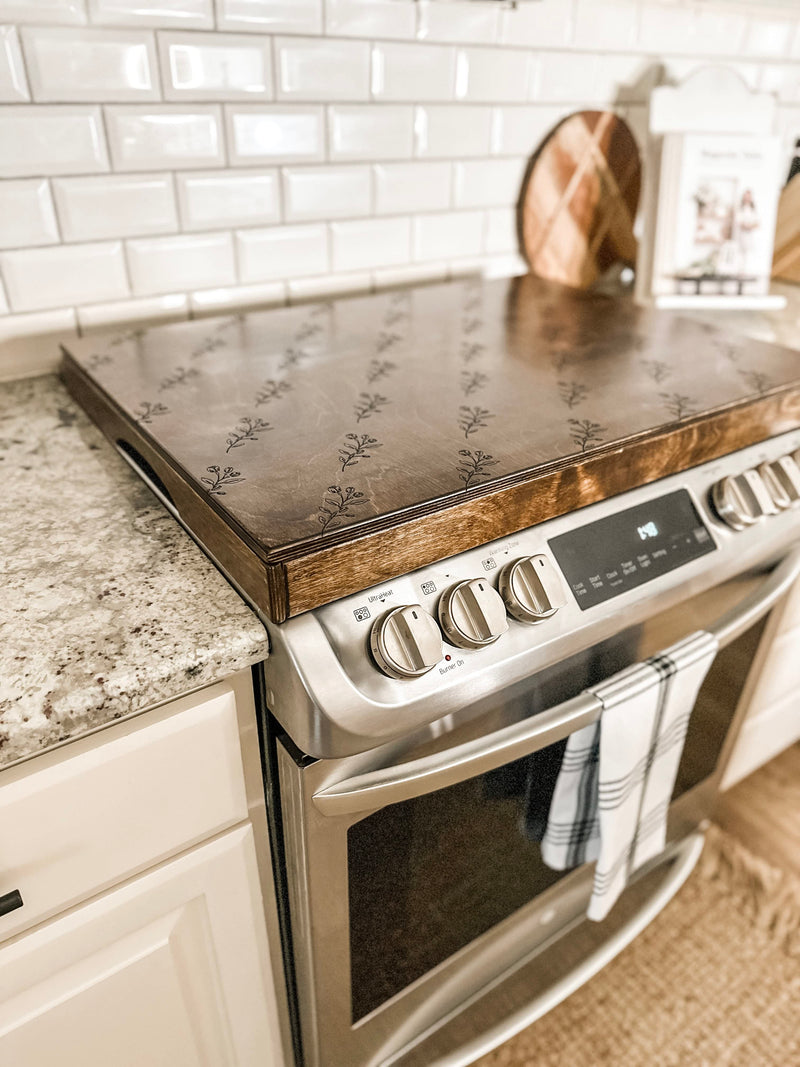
[0,890,23,917]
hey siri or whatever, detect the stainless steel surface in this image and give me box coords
[759,455,800,510]
[369,604,443,680]
[384,832,705,1067]
[498,554,567,623]
[711,472,761,529]
[437,578,509,650]
[263,427,800,758]
[311,544,800,817]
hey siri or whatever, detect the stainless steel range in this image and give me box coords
[258,429,800,1067]
[59,276,800,1067]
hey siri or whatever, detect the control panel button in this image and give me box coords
[438,578,508,650]
[498,554,567,623]
[759,456,800,510]
[710,470,772,530]
[370,605,443,679]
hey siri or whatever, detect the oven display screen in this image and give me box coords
[548,489,716,610]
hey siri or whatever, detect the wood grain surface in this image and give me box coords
[61,273,800,622]
[521,110,641,288]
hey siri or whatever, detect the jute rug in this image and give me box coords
[473,825,800,1067]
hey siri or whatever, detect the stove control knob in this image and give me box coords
[499,554,567,623]
[438,579,509,649]
[370,605,443,680]
[759,456,800,510]
[710,470,773,530]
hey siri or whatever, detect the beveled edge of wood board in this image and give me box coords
[61,351,800,623]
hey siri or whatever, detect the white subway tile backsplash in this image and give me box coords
[498,0,573,48]
[105,104,223,170]
[760,64,800,104]
[0,26,28,102]
[372,260,446,289]
[1,240,128,311]
[326,0,415,40]
[0,277,7,313]
[216,0,322,35]
[88,0,213,28]
[456,47,533,104]
[639,5,746,57]
[372,41,455,102]
[53,173,176,240]
[484,206,517,255]
[276,37,369,102]
[283,164,371,221]
[331,216,410,271]
[453,158,526,209]
[288,270,371,302]
[0,1,86,25]
[0,307,78,381]
[490,105,567,156]
[417,1,499,45]
[237,223,328,282]
[374,161,451,214]
[190,279,284,315]
[177,169,279,229]
[159,32,272,101]
[226,104,324,164]
[746,17,793,59]
[0,179,58,249]
[415,105,492,158]
[573,0,637,51]
[127,231,235,295]
[594,54,657,106]
[532,51,599,103]
[413,209,483,261]
[78,291,188,330]
[329,104,413,160]
[0,105,108,177]
[22,26,158,103]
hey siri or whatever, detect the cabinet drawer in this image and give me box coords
[0,682,248,941]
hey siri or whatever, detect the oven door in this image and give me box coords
[274,548,800,1067]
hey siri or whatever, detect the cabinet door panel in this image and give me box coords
[0,826,283,1067]
[0,681,248,942]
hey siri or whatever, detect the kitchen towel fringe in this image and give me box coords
[541,631,718,921]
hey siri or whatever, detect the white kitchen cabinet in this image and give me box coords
[0,826,279,1067]
[722,577,800,788]
[0,673,289,1067]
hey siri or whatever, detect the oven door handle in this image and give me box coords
[312,546,800,818]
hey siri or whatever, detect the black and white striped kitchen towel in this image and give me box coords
[540,631,718,921]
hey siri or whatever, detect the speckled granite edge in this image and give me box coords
[0,375,269,770]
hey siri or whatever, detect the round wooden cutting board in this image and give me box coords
[521,110,641,289]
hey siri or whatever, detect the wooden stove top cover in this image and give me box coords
[61,274,800,619]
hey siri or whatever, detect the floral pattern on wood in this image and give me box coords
[458,405,494,439]
[568,417,606,452]
[366,359,396,384]
[558,380,589,409]
[225,416,271,453]
[641,359,671,384]
[338,432,382,472]
[255,379,292,406]
[318,485,367,534]
[134,401,169,424]
[461,371,489,397]
[354,392,390,422]
[201,465,245,496]
[457,449,499,490]
[159,366,199,392]
[739,370,772,396]
[659,392,697,419]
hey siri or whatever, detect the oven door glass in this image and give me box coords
[346,576,768,1023]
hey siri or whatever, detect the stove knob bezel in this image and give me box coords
[369,604,444,680]
[438,578,509,650]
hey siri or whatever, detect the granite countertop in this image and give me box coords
[3,281,800,772]
[0,375,269,771]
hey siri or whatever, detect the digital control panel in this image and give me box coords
[548,489,716,610]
